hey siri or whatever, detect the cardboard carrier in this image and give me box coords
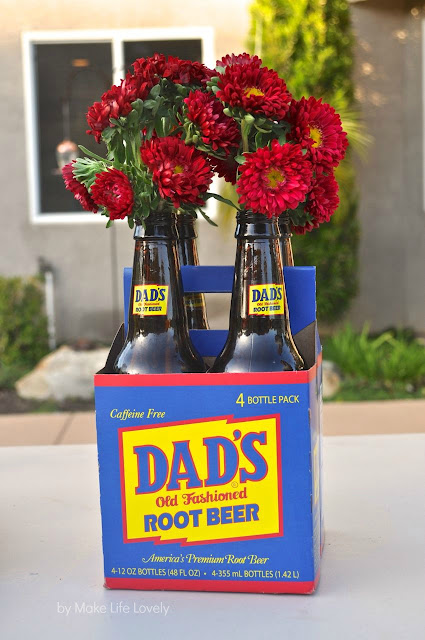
[94,265,324,594]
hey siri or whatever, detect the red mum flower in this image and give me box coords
[217,60,291,120]
[216,53,262,69]
[90,169,134,220]
[184,90,240,154]
[133,53,166,79]
[208,155,238,184]
[134,54,213,86]
[62,161,97,212]
[292,172,340,235]
[286,97,348,171]
[236,141,313,218]
[141,137,213,208]
[86,74,152,143]
[162,56,213,85]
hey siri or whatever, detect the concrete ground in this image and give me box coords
[0,400,424,446]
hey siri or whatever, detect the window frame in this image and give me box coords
[22,28,215,225]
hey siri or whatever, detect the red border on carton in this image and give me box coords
[118,414,283,546]
[95,352,322,388]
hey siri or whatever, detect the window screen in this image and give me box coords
[35,42,112,213]
[33,39,202,215]
[124,40,202,76]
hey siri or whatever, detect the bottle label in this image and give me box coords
[248,284,284,316]
[119,414,282,545]
[132,285,169,316]
[185,293,206,309]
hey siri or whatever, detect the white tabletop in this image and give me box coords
[1,435,424,640]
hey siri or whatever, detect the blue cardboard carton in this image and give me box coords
[94,266,323,594]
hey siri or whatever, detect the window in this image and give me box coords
[22,29,215,223]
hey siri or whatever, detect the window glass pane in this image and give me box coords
[35,43,112,214]
[124,40,202,75]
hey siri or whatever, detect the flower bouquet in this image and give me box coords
[62,52,347,374]
[63,51,347,235]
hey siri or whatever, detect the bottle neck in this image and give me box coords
[128,208,183,336]
[278,212,294,267]
[176,212,209,330]
[176,213,199,267]
[230,211,287,334]
[134,206,177,240]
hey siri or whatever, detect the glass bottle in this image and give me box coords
[210,211,304,373]
[176,212,209,330]
[278,211,294,267]
[114,207,206,374]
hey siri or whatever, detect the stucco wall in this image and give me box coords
[350,0,425,332]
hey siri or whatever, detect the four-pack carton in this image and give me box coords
[94,266,323,594]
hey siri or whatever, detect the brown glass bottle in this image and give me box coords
[114,208,206,374]
[278,211,294,267]
[176,213,209,330]
[210,211,304,373]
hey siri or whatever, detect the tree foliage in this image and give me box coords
[249,0,360,324]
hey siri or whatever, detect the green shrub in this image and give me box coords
[0,276,49,387]
[324,324,425,387]
[248,0,362,323]
[292,164,359,322]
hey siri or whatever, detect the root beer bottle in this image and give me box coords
[176,212,209,330]
[278,211,294,267]
[210,211,304,373]
[114,207,206,374]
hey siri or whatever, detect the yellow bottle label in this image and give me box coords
[184,293,206,309]
[132,285,169,316]
[248,284,284,316]
[119,415,282,544]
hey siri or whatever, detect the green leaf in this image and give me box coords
[253,125,270,133]
[126,109,141,127]
[174,83,186,95]
[130,98,144,114]
[106,219,114,228]
[127,217,134,229]
[78,145,108,162]
[278,132,287,146]
[235,155,246,164]
[72,158,106,188]
[111,137,126,164]
[143,99,158,110]
[154,114,165,137]
[101,127,115,144]
[145,121,156,139]
[149,84,161,99]
[255,131,263,149]
[204,193,240,210]
[197,208,218,227]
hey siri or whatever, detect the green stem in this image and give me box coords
[241,120,250,154]
[132,129,142,169]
